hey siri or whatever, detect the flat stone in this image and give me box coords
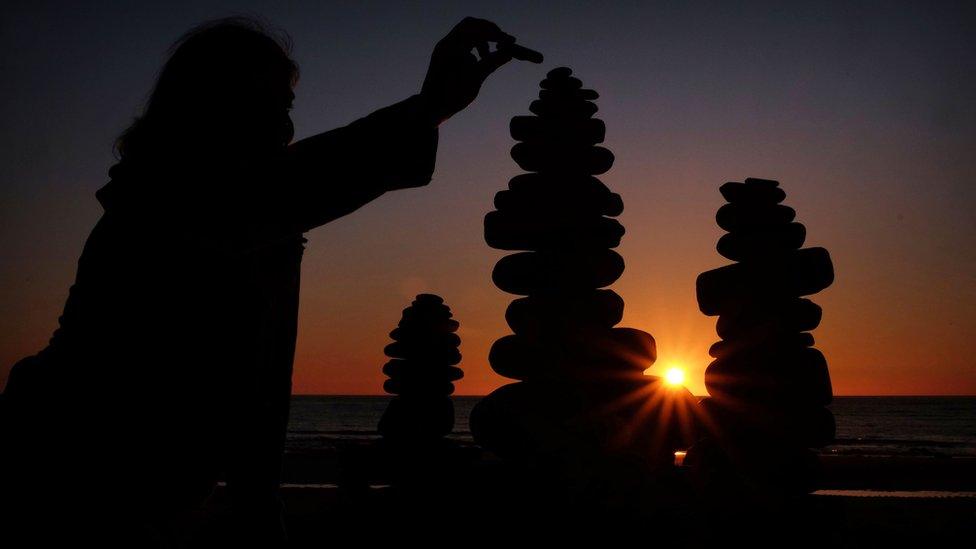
[511,143,614,174]
[486,335,547,379]
[716,223,806,261]
[494,187,622,218]
[704,347,832,406]
[600,327,657,367]
[383,360,464,382]
[510,116,606,144]
[716,203,796,232]
[507,172,599,192]
[398,317,460,332]
[705,334,820,366]
[719,182,787,204]
[596,329,660,372]
[382,358,408,378]
[388,328,461,347]
[403,299,451,311]
[482,335,565,381]
[383,378,456,396]
[580,371,667,400]
[413,293,443,305]
[484,361,554,388]
[539,88,599,101]
[502,174,623,216]
[547,66,573,78]
[386,368,464,388]
[716,298,822,339]
[487,328,654,381]
[384,342,462,365]
[696,247,834,315]
[505,289,624,336]
[484,210,625,250]
[492,249,625,295]
[707,332,815,359]
[540,76,583,90]
[384,361,464,384]
[528,99,598,119]
[399,303,452,320]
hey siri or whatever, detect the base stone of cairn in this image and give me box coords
[470,68,698,510]
[686,178,835,499]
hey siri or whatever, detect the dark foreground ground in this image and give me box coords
[177,447,976,547]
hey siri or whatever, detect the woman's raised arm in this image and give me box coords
[283,94,440,232]
[282,17,542,233]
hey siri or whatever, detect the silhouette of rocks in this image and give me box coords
[696,247,833,315]
[686,177,835,497]
[509,117,605,144]
[484,210,625,250]
[505,290,625,338]
[715,222,806,260]
[492,249,625,294]
[471,68,697,495]
[715,297,822,339]
[494,175,623,216]
[378,294,463,442]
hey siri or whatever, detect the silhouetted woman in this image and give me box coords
[0,17,539,544]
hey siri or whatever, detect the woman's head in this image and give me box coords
[116,18,299,165]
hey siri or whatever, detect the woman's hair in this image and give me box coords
[115,17,299,163]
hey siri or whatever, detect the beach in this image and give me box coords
[10,396,973,545]
[180,448,976,546]
[169,395,976,545]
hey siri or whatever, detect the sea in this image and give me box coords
[287,396,976,458]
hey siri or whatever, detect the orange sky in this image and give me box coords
[2,3,974,396]
[280,153,975,396]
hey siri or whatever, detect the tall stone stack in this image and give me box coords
[689,177,835,496]
[471,67,696,485]
[378,294,463,443]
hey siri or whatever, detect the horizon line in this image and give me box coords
[291,393,976,398]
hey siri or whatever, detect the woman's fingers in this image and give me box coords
[422,17,546,124]
[477,41,544,79]
[442,17,543,68]
[500,42,544,63]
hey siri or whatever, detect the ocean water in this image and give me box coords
[286,396,476,452]
[286,396,976,457]
[827,397,976,457]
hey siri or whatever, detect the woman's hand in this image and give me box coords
[420,17,543,126]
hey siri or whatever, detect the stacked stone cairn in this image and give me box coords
[470,68,697,495]
[378,294,463,444]
[687,178,835,497]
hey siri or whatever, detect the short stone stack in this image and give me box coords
[471,67,696,486]
[689,178,835,496]
[378,294,463,443]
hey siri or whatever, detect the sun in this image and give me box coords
[664,366,686,386]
